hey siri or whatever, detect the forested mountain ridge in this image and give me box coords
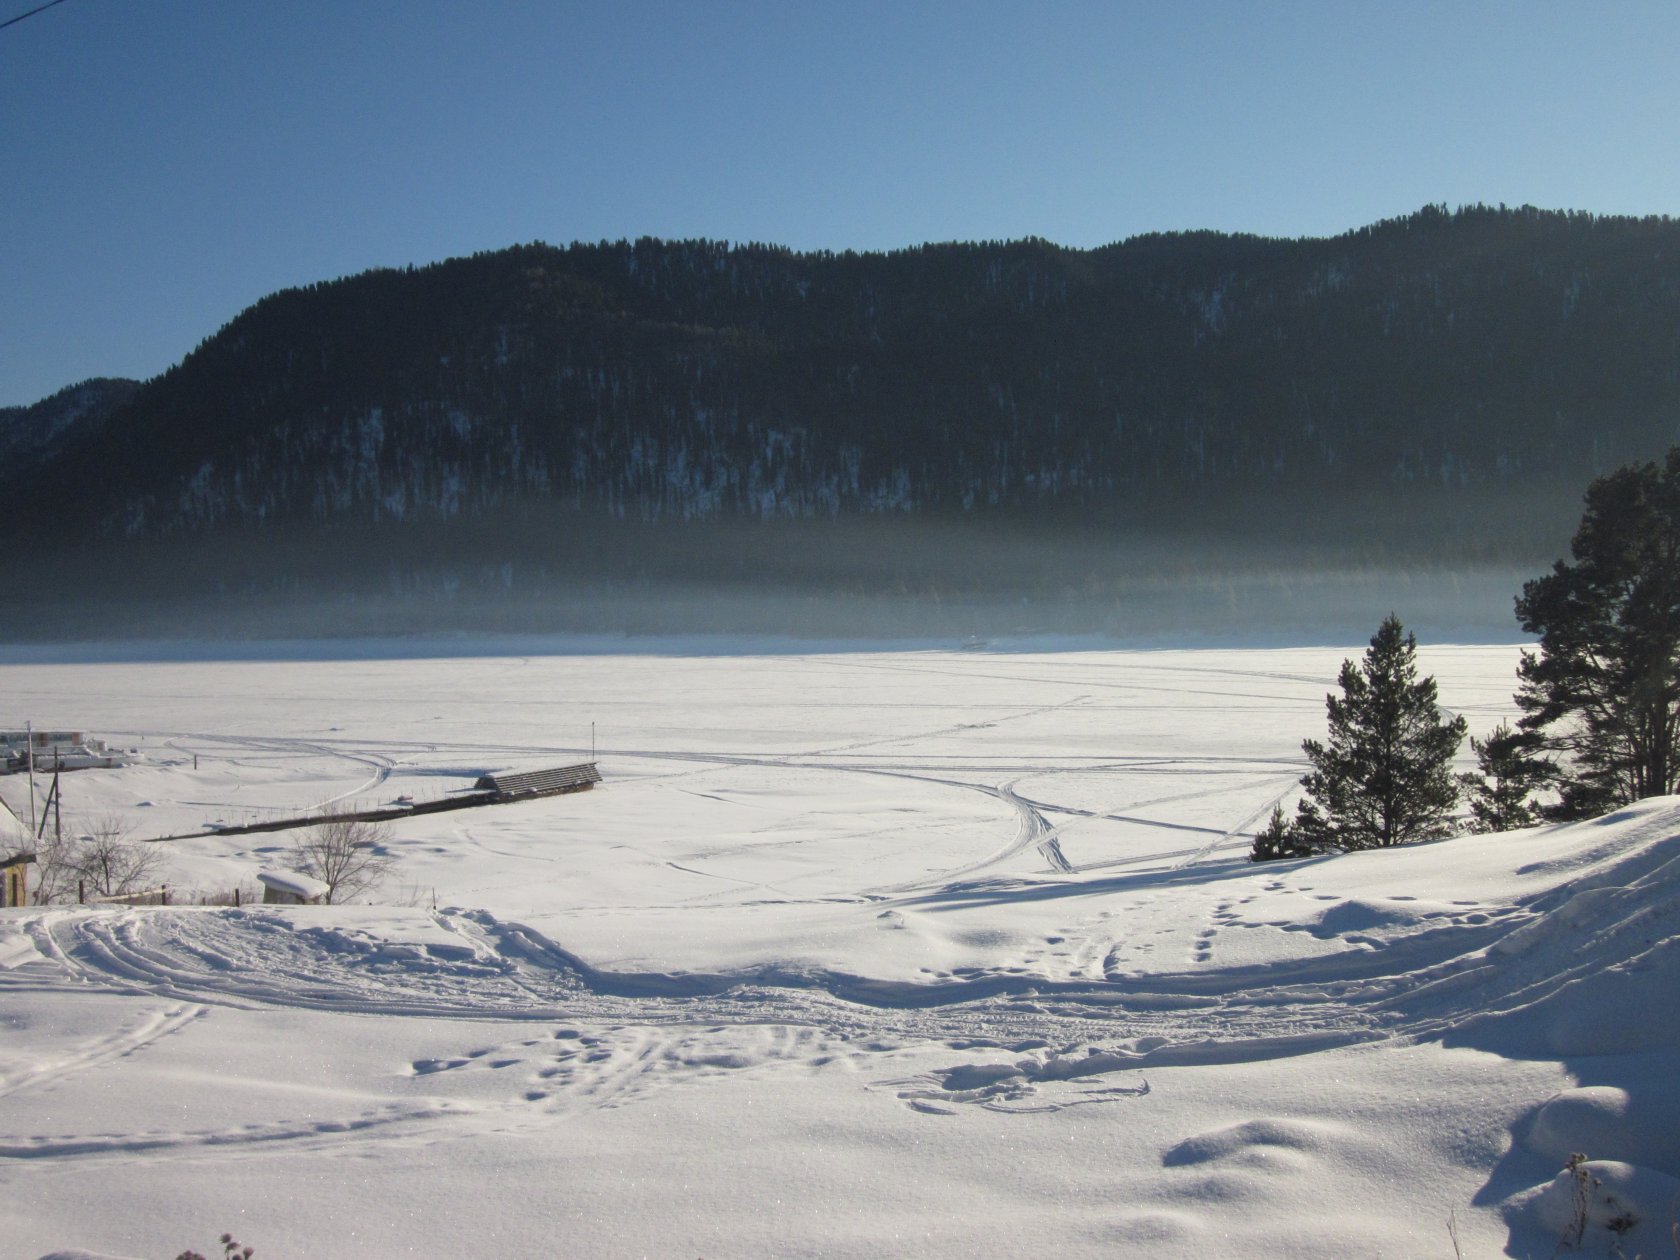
[15,204,1680,552]
[1,378,140,495]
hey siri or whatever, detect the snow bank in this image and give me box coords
[1518,1159,1680,1253]
[1528,1085,1680,1169]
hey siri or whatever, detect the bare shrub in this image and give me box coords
[30,837,77,905]
[35,815,166,902]
[285,813,395,904]
[1560,1151,1594,1252]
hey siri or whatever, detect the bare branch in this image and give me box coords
[284,813,396,904]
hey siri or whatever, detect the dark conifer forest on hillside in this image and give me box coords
[5,205,1679,640]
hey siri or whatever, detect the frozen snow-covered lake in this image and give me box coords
[0,641,1525,976]
[4,640,1678,1259]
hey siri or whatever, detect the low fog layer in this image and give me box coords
[5,503,1552,647]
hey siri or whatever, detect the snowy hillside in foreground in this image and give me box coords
[2,642,1677,1259]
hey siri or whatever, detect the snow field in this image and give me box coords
[2,641,1677,1257]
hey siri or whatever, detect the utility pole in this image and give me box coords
[25,720,36,839]
[36,768,59,842]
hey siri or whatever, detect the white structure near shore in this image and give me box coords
[1,730,138,772]
[257,869,330,905]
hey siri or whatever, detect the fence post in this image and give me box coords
[161,885,169,906]
[78,879,84,905]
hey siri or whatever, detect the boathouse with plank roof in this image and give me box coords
[472,763,602,799]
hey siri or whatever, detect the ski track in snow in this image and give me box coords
[0,1001,204,1101]
[11,829,1660,1127]
[141,716,1289,887]
[0,1102,470,1163]
[175,732,396,811]
[6,827,1674,1177]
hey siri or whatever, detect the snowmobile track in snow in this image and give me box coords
[5,887,1606,1077]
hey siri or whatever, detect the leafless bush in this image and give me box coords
[285,812,395,904]
[34,815,165,903]
[30,837,76,905]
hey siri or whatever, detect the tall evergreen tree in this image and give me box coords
[1294,614,1468,849]
[1515,449,1680,818]
[1458,721,1552,832]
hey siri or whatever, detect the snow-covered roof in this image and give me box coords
[257,868,330,900]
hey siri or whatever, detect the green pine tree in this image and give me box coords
[1297,614,1468,850]
[1249,802,1318,862]
[1458,721,1552,832]
[1515,448,1680,818]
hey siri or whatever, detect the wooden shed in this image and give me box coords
[1,852,34,908]
[473,763,601,799]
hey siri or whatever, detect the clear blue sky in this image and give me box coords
[4,0,1678,406]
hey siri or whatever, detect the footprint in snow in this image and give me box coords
[410,1057,470,1075]
[888,1047,1151,1114]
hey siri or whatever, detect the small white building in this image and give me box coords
[1,730,136,772]
[2,729,97,752]
[257,869,330,905]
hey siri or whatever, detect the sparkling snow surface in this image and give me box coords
[3,641,1678,1258]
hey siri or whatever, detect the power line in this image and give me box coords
[0,0,68,33]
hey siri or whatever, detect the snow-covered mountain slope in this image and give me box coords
[1,642,1675,1258]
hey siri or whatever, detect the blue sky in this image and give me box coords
[3,0,1678,406]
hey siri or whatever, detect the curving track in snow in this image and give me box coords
[0,1001,204,1101]
[6,814,1675,1137]
[5,869,1638,1074]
